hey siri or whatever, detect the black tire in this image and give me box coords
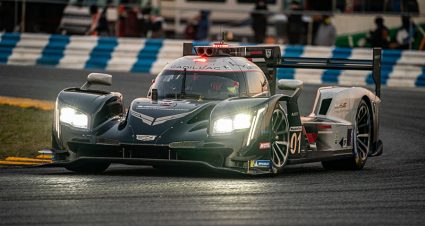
[322,99,372,170]
[65,161,110,173]
[270,104,290,174]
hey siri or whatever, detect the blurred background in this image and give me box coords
[0,0,424,50]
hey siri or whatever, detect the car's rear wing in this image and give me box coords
[270,48,382,97]
[183,43,382,97]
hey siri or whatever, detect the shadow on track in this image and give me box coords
[37,163,354,180]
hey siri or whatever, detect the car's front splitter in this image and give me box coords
[51,156,273,175]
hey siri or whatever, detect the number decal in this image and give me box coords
[290,132,302,154]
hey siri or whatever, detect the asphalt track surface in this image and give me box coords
[1,65,425,225]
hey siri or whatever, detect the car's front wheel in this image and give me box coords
[270,104,290,174]
[65,161,110,173]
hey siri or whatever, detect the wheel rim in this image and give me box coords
[271,106,289,170]
[355,102,371,161]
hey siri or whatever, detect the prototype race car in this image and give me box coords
[51,43,383,175]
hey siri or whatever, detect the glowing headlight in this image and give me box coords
[233,113,252,130]
[59,107,89,129]
[213,113,252,134]
[213,118,233,134]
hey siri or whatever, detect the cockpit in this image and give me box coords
[151,70,241,100]
[150,69,269,100]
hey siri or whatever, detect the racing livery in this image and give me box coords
[51,43,383,175]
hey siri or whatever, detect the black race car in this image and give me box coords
[51,43,383,175]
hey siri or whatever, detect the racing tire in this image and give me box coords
[322,99,372,170]
[270,103,290,174]
[65,161,110,173]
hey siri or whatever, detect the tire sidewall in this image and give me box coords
[353,99,371,169]
[270,103,289,174]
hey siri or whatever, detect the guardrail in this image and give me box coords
[1,32,424,87]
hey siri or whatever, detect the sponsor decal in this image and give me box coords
[136,135,157,141]
[334,102,348,111]
[250,160,271,168]
[334,102,347,109]
[265,49,272,59]
[289,126,303,132]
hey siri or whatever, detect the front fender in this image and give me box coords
[53,87,124,150]
[208,95,290,161]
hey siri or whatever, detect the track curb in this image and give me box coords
[0,154,52,166]
[0,96,54,110]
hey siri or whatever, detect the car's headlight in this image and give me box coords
[212,113,252,134]
[59,107,89,129]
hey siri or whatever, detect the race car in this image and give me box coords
[51,42,383,175]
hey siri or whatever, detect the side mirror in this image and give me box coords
[81,73,112,90]
[277,79,303,90]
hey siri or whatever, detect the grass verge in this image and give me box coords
[0,104,52,159]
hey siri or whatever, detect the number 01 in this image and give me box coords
[290,132,301,154]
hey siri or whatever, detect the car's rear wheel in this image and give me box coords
[270,104,290,174]
[65,161,110,173]
[322,99,372,170]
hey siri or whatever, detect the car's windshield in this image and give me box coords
[152,70,241,100]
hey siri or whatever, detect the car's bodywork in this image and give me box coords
[51,43,383,175]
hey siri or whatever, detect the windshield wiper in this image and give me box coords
[180,68,187,99]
